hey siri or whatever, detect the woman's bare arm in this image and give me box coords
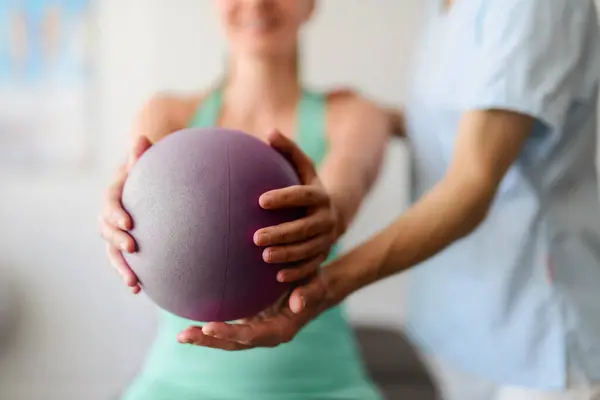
[320,92,391,237]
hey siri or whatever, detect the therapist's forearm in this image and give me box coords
[322,109,533,303]
[325,174,495,302]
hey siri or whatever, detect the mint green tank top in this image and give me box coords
[122,89,382,400]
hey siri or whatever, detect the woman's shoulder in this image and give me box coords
[323,88,394,136]
[133,91,207,143]
[324,87,375,108]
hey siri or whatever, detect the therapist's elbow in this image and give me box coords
[443,172,497,239]
[459,203,490,240]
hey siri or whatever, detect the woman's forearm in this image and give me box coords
[325,174,495,303]
[324,107,401,233]
[321,161,377,239]
[316,95,390,240]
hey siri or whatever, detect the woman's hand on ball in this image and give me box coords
[253,131,339,282]
[99,135,152,294]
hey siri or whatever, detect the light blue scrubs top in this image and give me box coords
[404,0,600,390]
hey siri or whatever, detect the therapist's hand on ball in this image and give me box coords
[99,135,152,294]
[253,131,339,283]
[178,269,333,350]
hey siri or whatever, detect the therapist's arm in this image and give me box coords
[326,109,534,301]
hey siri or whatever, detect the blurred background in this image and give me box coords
[0,1,595,399]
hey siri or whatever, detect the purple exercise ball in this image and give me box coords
[121,127,304,322]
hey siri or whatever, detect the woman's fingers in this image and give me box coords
[128,135,153,168]
[99,218,135,253]
[102,168,132,231]
[104,207,131,231]
[102,135,151,232]
[106,244,140,293]
[99,139,152,295]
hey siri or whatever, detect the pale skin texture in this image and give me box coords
[99,0,392,343]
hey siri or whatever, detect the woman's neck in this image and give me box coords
[223,56,301,115]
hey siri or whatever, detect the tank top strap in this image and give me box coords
[188,87,328,167]
[188,88,223,128]
[296,89,328,167]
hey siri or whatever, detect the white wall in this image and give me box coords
[0,1,425,399]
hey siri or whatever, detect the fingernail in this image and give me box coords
[270,130,281,139]
[259,196,271,208]
[299,296,306,311]
[202,327,217,338]
[113,213,124,228]
[267,130,278,141]
[263,249,272,262]
[277,272,285,282]
[177,334,191,344]
[255,232,269,245]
